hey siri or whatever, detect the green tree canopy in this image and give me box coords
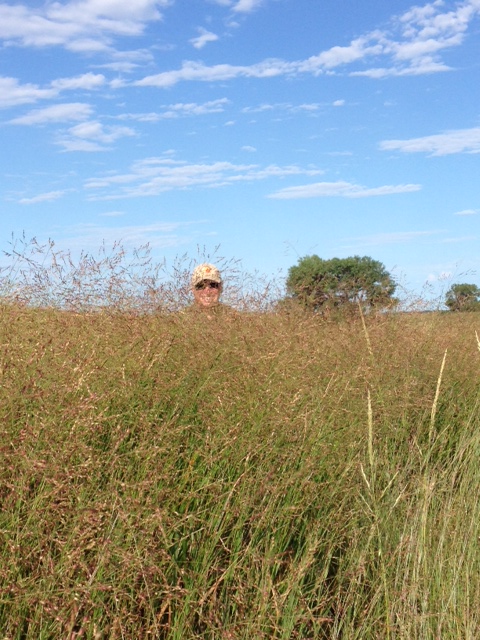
[445,283,480,312]
[286,255,397,312]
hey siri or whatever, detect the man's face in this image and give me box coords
[193,280,222,308]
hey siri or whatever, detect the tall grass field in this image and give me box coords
[2,297,480,639]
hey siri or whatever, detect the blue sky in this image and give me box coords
[1,0,480,300]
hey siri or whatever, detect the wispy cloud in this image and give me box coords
[0,73,105,109]
[232,0,265,13]
[132,40,418,88]
[241,100,346,118]
[351,58,451,78]
[454,208,479,215]
[135,59,294,88]
[84,156,323,199]
[93,48,156,73]
[134,1,480,87]
[117,99,230,122]
[160,98,230,118]
[326,151,354,157]
[54,221,204,252]
[190,27,219,49]
[242,102,327,114]
[268,181,421,200]
[50,72,106,91]
[9,103,94,125]
[380,127,480,156]
[19,190,67,205]
[440,235,477,243]
[56,121,136,152]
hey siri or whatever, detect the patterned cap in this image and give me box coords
[191,263,222,287]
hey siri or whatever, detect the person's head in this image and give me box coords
[191,263,223,308]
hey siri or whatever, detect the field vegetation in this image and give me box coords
[1,241,480,638]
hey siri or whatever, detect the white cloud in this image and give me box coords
[294,103,322,112]
[83,156,323,199]
[0,0,477,78]
[232,0,264,13]
[116,99,230,122]
[399,0,476,42]
[242,101,347,115]
[94,61,141,73]
[392,35,463,61]
[351,58,451,78]
[9,103,94,125]
[19,190,67,204]
[440,235,477,243]
[190,27,219,49]
[299,37,383,73]
[390,0,479,66]
[68,121,134,142]
[133,1,480,88]
[135,58,294,88]
[242,145,256,152]
[161,98,230,117]
[268,181,421,200]
[116,111,162,123]
[50,73,106,91]
[0,73,106,110]
[96,47,155,72]
[0,0,168,52]
[454,208,479,215]
[134,37,433,88]
[57,120,136,151]
[380,127,480,156]
[243,103,294,113]
[56,138,108,152]
[0,76,56,108]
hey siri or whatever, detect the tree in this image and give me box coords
[286,255,396,313]
[445,283,480,312]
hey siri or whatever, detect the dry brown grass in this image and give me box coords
[1,302,480,638]
[1,240,480,637]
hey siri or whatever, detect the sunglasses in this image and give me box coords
[195,280,220,290]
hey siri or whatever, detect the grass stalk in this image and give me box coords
[429,348,448,445]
